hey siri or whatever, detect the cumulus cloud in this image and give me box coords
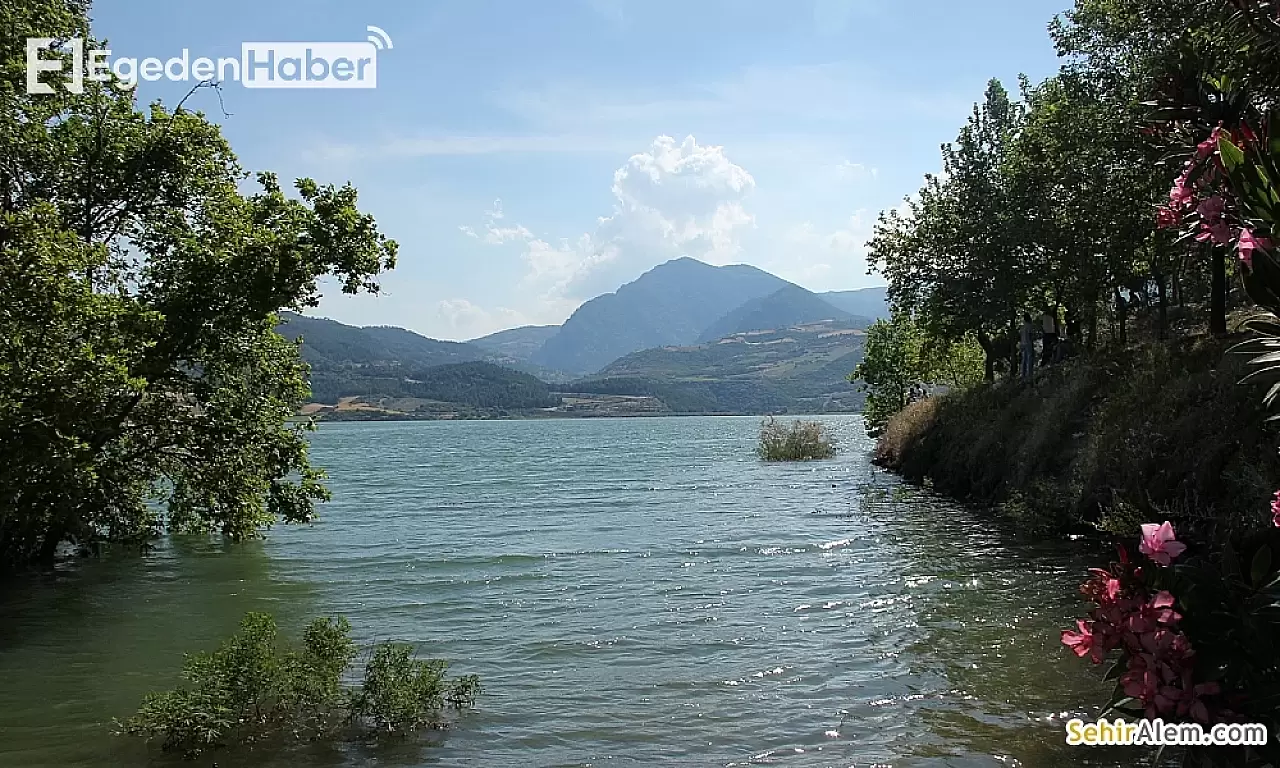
[769,210,876,290]
[462,135,758,304]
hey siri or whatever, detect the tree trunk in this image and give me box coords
[1156,271,1167,342]
[1115,288,1128,347]
[1211,247,1227,336]
[977,331,995,382]
[1006,317,1018,382]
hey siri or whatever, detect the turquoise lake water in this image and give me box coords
[0,416,1137,767]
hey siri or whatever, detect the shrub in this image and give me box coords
[757,417,836,461]
[120,612,480,756]
[1062,521,1280,766]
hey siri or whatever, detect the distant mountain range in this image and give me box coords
[468,325,560,361]
[696,284,870,343]
[281,258,887,417]
[530,257,792,374]
[584,319,868,413]
[820,287,891,321]
[278,313,482,370]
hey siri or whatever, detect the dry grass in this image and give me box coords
[872,337,1280,538]
[873,397,940,468]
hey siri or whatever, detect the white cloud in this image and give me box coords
[834,160,877,181]
[769,210,876,290]
[461,134,758,302]
[432,298,530,340]
[460,199,535,245]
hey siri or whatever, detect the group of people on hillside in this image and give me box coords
[1019,309,1073,382]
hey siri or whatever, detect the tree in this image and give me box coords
[851,315,929,433]
[0,1,398,569]
[851,313,982,435]
[1005,75,1168,345]
[868,80,1028,380]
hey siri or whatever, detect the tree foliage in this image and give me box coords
[851,313,982,435]
[869,80,1029,380]
[0,0,397,568]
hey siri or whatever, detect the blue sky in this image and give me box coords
[92,0,1068,340]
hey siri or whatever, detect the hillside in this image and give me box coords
[820,287,890,321]
[278,312,484,370]
[696,285,867,342]
[306,361,561,419]
[576,320,867,413]
[468,325,560,361]
[532,257,790,374]
[277,313,572,398]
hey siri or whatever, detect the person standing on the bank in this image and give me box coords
[1040,309,1058,366]
[1020,313,1035,382]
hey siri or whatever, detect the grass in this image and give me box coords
[874,335,1280,539]
[757,417,837,461]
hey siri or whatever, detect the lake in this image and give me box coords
[0,416,1136,767]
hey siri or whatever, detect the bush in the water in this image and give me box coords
[120,612,480,756]
[757,417,836,461]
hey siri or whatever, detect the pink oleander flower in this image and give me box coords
[1238,229,1272,269]
[1156,206,1181,229]
[1196,125,1229,161]
[1170,175,1196,208]
[1148,591,1181,625]
[1139,522,1187,566]
[1195,220,1233,246]
[1061,620,1105,663]
[1271,490,1280,528]
[1122,666,1160,702]
[1196,195,1226,223]
[1082,568,1122,603]
[1176,676,1221,723]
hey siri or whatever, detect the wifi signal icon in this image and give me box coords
[366,26,394,51]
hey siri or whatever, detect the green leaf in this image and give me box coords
[1103,661,1124,681]
[1251,545,1273,588]
[1224,542,1242,580]
[1220,136,1247,171]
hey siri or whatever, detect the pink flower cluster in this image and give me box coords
[1061,522,1222,722]
[1155,124,1273,268]
[1271,490,1280,528]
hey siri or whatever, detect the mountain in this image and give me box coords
[468,325,560,361]
[275,314,572,406]
[696,284,868,343]
[565,319,868,413]
[277,312,485,370]
[531,257,790,374]
[820,287,890,321]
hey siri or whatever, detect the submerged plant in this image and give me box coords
[757,417,837,462]
[119,612,479,757]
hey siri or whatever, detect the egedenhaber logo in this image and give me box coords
[26,25,394,94]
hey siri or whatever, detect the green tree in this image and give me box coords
[1006,75,1168,345]
[851,313,982,435]
[852,315,929,433]
[0,1,398,569]
[868,80,1028,380]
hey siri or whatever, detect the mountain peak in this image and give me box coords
[531,259,791,374]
